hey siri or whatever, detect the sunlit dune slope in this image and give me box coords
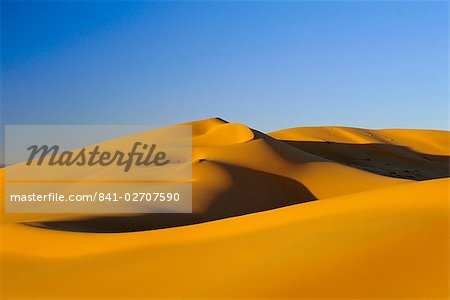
[1,178,448,299]
[270,126,450,180]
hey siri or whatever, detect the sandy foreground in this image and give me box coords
[1,118,449,299]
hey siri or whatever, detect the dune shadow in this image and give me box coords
[278,140,449,180]
[26,161,316,233]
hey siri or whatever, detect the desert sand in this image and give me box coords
[1,118,449,299]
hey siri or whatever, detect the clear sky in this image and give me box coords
[1,0,448,134]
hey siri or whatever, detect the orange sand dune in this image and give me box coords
[1,118,449,299]
[1,119,407,227]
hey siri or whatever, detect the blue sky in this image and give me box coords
[1,0,448,133]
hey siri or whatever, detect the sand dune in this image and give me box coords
[1,118,448,299]
[270,126,450,180]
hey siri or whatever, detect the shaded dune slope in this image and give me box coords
[28,161,316,232]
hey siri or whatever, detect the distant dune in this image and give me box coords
[1,118,449,299]
[270,125,449,180]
